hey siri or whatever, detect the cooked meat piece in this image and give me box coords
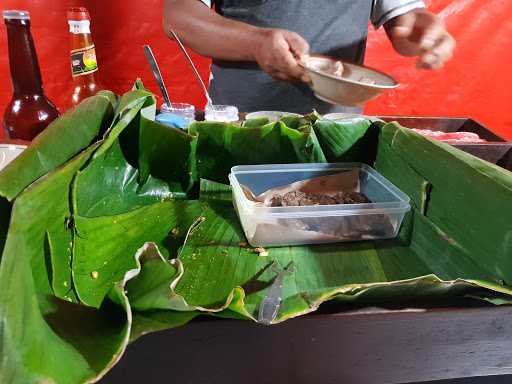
[269,190,370,207]
[336,191,370,204]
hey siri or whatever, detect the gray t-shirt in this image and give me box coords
[200,0,425,114]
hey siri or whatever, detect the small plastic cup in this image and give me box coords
[155,113,188,129]
[204,104,239,122]
[159,103,195,126]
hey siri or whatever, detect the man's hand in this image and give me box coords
[385,8,455,69]
[254,28,310,83]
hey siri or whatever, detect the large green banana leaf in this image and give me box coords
[189,119,326,183]
[0,82,511,383]
[0,143,130,383]
[0,91,116,201]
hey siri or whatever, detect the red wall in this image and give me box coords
[1,0,511,139]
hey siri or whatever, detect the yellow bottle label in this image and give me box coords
[70,44,98,77]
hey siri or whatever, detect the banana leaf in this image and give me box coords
[189,120,326,183]
[242,117,270,127]
[1,83,512,384]
[313,118,380,164]
[0,143,131,384]
[133,193,511,324]
[0,91,116,201]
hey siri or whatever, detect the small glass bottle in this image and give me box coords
[68,7,103,106]
[3,10,59,140]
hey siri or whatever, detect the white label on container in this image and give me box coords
[68,20,91,34]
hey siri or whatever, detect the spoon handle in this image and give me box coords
[169,30,213,107]
[143,45,172,107]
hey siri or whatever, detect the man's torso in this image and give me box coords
[209,0,373,114]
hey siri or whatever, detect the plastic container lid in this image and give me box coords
[3,10,30,20]
[67,7,90,21]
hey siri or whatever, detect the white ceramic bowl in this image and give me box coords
[0,144,26,171]
[245,111,301,122]
[322,113,368,122]
[301,55,399,107]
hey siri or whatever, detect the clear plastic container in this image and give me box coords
[229,163,411,247]
[159,103,195,126]
[204,104,239,122]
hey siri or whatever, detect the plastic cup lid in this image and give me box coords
[161,102,195,113]
[3,10,30,20]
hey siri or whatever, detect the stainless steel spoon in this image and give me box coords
[169,29,213,109]
[143,44,172,107]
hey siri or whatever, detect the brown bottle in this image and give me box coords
[68,7,102,106]
[3,10,59,140]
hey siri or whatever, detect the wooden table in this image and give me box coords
[103,306,512,384]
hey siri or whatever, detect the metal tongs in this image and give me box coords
[143,45,172,107]
[169,29,214,109]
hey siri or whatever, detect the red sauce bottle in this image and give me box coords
[3,10,59,140]
[68,7,103,106]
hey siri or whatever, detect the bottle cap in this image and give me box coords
[67,7,90,21]
[3,10,30,20]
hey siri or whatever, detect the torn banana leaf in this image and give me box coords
[0,91,116,201]
[135,195,512,325]
[1,82,512,384]
[0,144,130,384]
[313,118,379,164]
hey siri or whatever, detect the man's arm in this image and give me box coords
[162,0,310,82]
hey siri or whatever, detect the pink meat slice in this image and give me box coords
[411,129,486,143]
